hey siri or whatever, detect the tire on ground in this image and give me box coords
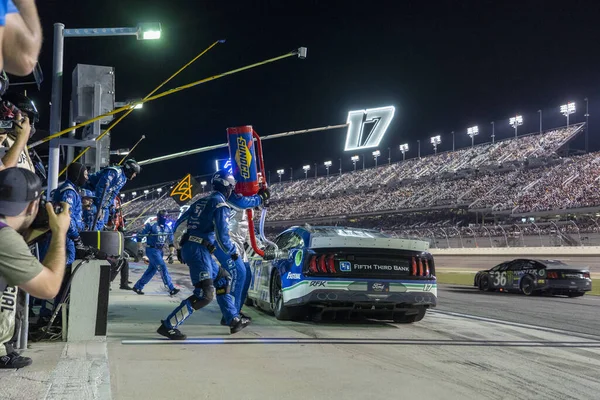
[271,270,307,321]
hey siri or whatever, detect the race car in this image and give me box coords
[474,259,592,297]
[246,226,437,323]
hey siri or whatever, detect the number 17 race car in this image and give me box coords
[474,259,592,297]
[246,226,437,323]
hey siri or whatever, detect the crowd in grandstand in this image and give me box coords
[122,123,600,243]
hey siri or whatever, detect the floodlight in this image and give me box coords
[324,161,332,167]
[467,126,479,136]
[157,188,162,193]
[399,144,409,152]
[137,22,162,40]
[302,165,311,171]
[144,190,149,194]
[132,191,137,196]
[201,181,207,186]
[351,155,360,162]
[430,135,441,144]
[372,150,381,157]
[276,169,285,175]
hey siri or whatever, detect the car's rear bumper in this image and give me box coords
[545,279,591,293]
[285,289,437,309]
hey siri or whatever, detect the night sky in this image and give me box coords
[30,0,600,189]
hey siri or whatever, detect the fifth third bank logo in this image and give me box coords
[344,106,395,151]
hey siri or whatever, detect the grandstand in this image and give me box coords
[122,122,600,246]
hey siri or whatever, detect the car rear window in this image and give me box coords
[310,227,390,239]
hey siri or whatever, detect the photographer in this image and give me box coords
[0,167,70,368]
[0,109,31,172]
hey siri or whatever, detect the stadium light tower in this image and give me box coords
[200,181,207,192]
[351,155,360,171]
[120,193,125,198]
[399,143,409,161]
[144,189,149,198]
[584,97,589,152]
[509,115,523,138]
[303,165,310,179]
[372,150,381,167]
[132,191,137,197]
[277,168,284,183]
[560,102,576,127]
[430,135,441,155]
[467,126,479,148]
[490,121,495,143]
[324,161,332,177]
[157,187,162,194]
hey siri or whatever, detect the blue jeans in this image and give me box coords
[213,247,247,314]
[134,247,174,291]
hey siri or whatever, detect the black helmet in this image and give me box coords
[123,159,141,179]
[211,169,236,197]
[157,209,168,224]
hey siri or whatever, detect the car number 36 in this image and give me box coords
[493,271,507,286]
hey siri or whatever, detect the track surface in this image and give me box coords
[101,263,600,400]
[438,285,600,336]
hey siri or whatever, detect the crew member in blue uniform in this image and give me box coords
[85,159,140,230]
[157,170,250,340]
[51,162,88,265]
[132,210,179,295]
[80,189,97,231]
[176,184,269,325]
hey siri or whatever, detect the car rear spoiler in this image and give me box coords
[309,236,430,252]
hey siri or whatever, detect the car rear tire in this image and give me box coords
[568,292,585,298]
[479,275,493,291]
[520,276,535,296]
[393,306,426,323]
[271,270,307,321]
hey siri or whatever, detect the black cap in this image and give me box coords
[0,167,42,216]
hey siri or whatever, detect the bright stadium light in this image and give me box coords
[137,22,162,40]
[276,169,285,183]
[467,125,479,147]
[399,143,409,161]
[509,115,523,138]
[351,155,360,171]
[560,102,576,127]
[132,191,137,197]
[372,150,381,167]
[303,164,311,179]
[430,135,441,155]
[120,193,125,198]
[201,181,207,192]
[324,160,332,177]
[157,188,162,194]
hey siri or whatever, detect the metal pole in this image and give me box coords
[388,147,391,165]
[314,163,317,178]
[491,121,495,143]
[268,170,271,185]
[362,157,365,170]
[417,140,421,158]
[471,136,474,148]
[451,131,455,151]
[566,113,569,128]
[47,23,65,198]
[339,158,342,175]
[585,97,589,153]
[289,167,292,181]
[538,110,542,133]
[67,100,75,164]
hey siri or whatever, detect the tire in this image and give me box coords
[479,274,493,292]
[80,230,124,257]
[271,270,307,321]
[520,275,535,296]
[393,306,426,324]
[568,292,585,298]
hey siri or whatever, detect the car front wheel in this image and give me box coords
[520,276,535,296]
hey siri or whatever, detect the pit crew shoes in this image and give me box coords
[157,320,187,340]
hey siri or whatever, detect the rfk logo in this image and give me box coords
[344,106,395,151]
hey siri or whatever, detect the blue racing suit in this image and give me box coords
[133,221,175,292]
[82,204,99,231]
[163,192,239,329]
[51,180,84,265]
[86,166,127,230]
[213,193,262,313]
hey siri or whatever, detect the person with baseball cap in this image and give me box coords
[0,167,70,368]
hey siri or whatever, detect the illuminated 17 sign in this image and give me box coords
[344,106,395,151]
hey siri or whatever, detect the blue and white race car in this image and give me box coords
[246,226,437,323]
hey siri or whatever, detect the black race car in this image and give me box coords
[473,259,592,297]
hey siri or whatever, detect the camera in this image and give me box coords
[31,197,63,230]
